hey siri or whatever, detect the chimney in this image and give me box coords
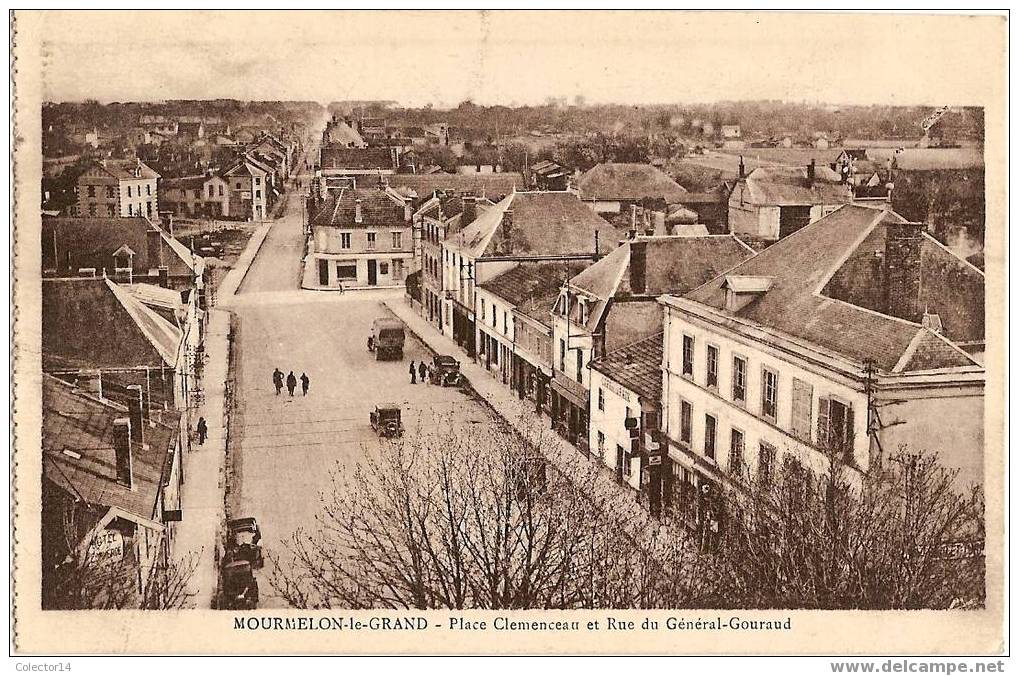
[629,239,648,295]
[126,384,145,445]
[354,198,363,223]
[501,209,514,251]
[158,266,169,288]
[112,418,134,489]
[147,229,164,268]
[884,222,925,323]
[80,369,103,399]
[630,204,638,232]
[462,195,477,224]
[738,155,746,180]
[654,210,666,235]
[807,159,816,186]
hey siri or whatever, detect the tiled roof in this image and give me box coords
[42,217,199,276]
[161,175,209,191]
[480,261,588,307]
[42,374,175,524]
[591,332,664,402]
[386,173,525,201]
[308,187,407,227]
[570,235,755,303]
[88,159,160,181]
[42,278,182,371]
[741,165,853,206]
[320,146,396,170]
[578,163,688,202]
[681,204,978,372]
[453,191,617,259]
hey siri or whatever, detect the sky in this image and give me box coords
[31,10,1006,107]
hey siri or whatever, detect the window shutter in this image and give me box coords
[791,378,813,441]
[817,396,831,446]
[844,405,855,463]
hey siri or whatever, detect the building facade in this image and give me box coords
[75,159,160,221]
[306,187,414,289]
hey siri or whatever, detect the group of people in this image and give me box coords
[273,367,310,397]
[408,360,431,385]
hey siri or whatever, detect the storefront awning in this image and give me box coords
[552,374,588,409]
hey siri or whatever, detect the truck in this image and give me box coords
[369,318,405,361]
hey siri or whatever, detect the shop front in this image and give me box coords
[551,374,589,451]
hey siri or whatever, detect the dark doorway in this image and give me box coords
[367,259,377,286]
[615,445,625,484]
[318,259,329,286]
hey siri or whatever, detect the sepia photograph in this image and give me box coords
[9,9,1008,657]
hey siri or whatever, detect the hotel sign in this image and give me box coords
[86,529,125,567]
[602,378,633,403]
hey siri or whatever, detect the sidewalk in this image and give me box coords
[174,309,231,608]
[382,297,672,542]
[173,209,270,608]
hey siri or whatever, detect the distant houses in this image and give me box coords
[74,159,160,221]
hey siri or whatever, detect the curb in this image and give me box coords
[221,221,273,302]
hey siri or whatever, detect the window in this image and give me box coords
[235,181,242,190]
[732,355,747,403]
[491,305,496,327]
[704,414,717,459]
[366,232,376,250]
[255,190,261,198]
[106,186,115,198]
[392,232,403,248]
[762,367,778,422]
[503,311,508,334]
[623,453,632,478]
[481,298,486,318]
[340,233,352,249]
[597,431,605,455]
[127,204,133,216]
[682,335,694,376]
[819,397,855,462]
[127,186,132,198]
[379,262,389,275]
[575,349,584,383]
[729,428,745,477]
[219,185,224,197]
[706,344,719,388]
[791,378,814,441]
[758,442,776,486]
[146,202,152,216]
[680,400,692,444]
[255,177,260,185]
[597,388,605,412]
[88,204,96,216]
[146,184,151,196]
[194,189,201,199]
[106,205,115,217]
[336,263,357,280]
[87,185,96,197]
[559,339,566,371]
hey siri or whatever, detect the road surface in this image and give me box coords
[227,139,494,608]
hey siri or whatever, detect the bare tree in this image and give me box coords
[713,444,984,610]
[269,417,713,609]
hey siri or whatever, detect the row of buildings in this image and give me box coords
[69,131,298,223]
[366,152,985,525]
[40,213,208,609]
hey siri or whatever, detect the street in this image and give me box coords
[227,165,493,608]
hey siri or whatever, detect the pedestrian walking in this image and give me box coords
[196,416,208,445]
[418,361,427,384]
[367,335,374,352]
[409,361,417,384]
[273,368,283,396]
[300,372,310,396]
[286,371,297,397]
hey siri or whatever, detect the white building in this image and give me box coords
[659,204,985,515]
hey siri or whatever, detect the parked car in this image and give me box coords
[225,517,263,568]
[220,560,258,610]
[370,403,403,438]
[428,355,462,387]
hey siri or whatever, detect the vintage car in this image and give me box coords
[220,560,259,610]
[369,318,405,361]
[370,403,403,438]
[225,517,263,568]
[428,355,463,387]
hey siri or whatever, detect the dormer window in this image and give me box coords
[723,275,774,312]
